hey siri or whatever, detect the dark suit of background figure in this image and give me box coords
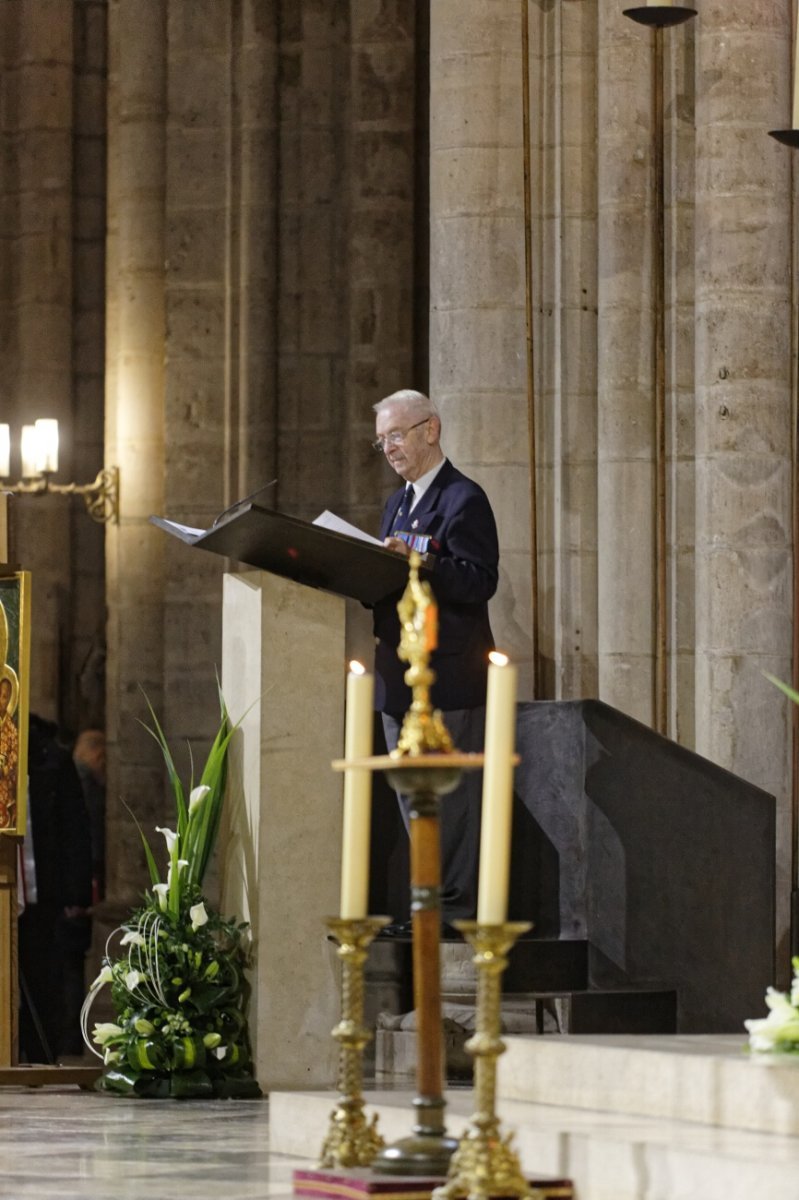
[374,459,499,923]
[19,714,92,1062]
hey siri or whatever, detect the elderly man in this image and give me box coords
[372,389,499,934]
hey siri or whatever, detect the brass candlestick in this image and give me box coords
[319,916,391,1168]
[432,921,538,1200]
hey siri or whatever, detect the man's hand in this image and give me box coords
[383,536,410,557]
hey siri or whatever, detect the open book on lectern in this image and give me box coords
[150,502,414,606]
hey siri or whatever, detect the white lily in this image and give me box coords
[92,1022,123,1046]
[167,859,189,887]
[120,930,146,947]
[92,965,114,987]
[746,987,799,1052]
[189,785,211,814]
[152,883,169,910]
[190,901,209,931]
[125,969,144,992]
[155,826,178,854]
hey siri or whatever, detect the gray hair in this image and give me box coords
[373,389,441,421]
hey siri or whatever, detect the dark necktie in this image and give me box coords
[393,484,414,532]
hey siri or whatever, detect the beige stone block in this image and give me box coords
[430,146,523,219]
[166,129,229,209]
[695,200,788,296]
[13,63,73,130]
[432,0,525,61]
[11,232,70,305]
[694,300,790,389]
[15,128,71,192]
[165,288,225,359]
[432,214,525,310]
[164,362,226,440]
[695,456,790,548]
[597,460,655,653]
[430,308,526,393]
[597,306,654,403]
[351,0,414,43]
[220,570,344,1089]
[165,210,226,284]
[598,652,654,726]
[167,53,229,129]
[436,390,528,468]
[696,31,786,128]
[431,73,521,152]
[473,462,532,556]
[491,550,535,682]
[695,650,790,798]
[168,0,231,49]
[695,124,788,201]
[693,546,791,654]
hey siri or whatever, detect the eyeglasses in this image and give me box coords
[372,417,430,453]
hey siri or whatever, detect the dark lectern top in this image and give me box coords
[150,503,411,605]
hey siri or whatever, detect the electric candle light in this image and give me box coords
[477,651,518,925]
[339,660,374,919]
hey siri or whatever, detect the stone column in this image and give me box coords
[595,0,657,724]
[347,0,417,528]
[429,0,533,696]
[531,0,599,699]
[105,0,167,898]
[693,1,793,933]
[2,0,75,721]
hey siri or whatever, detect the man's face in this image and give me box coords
[375,404,438,482]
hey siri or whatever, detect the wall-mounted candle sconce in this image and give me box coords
[0,419,119,524]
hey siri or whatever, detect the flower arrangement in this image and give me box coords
[82,695,261,1099]
[744,671,799,1059]
[745,962,799,1055]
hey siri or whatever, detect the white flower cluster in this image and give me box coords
[745,963,799,1054]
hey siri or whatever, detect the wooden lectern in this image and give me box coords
[154,504,411,1090]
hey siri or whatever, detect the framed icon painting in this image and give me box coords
[0,571,30,835]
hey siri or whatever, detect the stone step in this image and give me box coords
[499,1033,799,1137]
[269,1069,799,1200]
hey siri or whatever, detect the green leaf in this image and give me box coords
[121,798,160,887]
[764,672,799,708]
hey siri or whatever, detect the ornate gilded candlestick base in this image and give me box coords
[432,921,539,1200]
[319,916,391,1169]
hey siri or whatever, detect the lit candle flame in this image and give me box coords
[349,660,365,676]
[488,651,509,667]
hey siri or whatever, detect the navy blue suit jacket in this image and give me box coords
[373,459,499,714]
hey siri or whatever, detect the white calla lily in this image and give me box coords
[92,965,114,987]
[119,930,146,947]
[189,785,211,814]
[155,826,178,854]
[152,883,169,910]
[167,859,189,887]
[189,901,209,931]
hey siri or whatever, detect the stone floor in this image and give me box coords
[0,1088,303,1199]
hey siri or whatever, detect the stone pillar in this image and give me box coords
[429,0,533,696]
[693,1,793,937]
[347,0,417,528]
[595,1,656,724]
[105,0,167,898]
[531,0,599,699]
[2,0,75,721]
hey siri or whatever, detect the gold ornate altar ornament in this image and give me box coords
[393,551,453,758]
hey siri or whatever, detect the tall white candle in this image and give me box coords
[793,0,799,129]
[340,661,374,919]
[477,652,518,925]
